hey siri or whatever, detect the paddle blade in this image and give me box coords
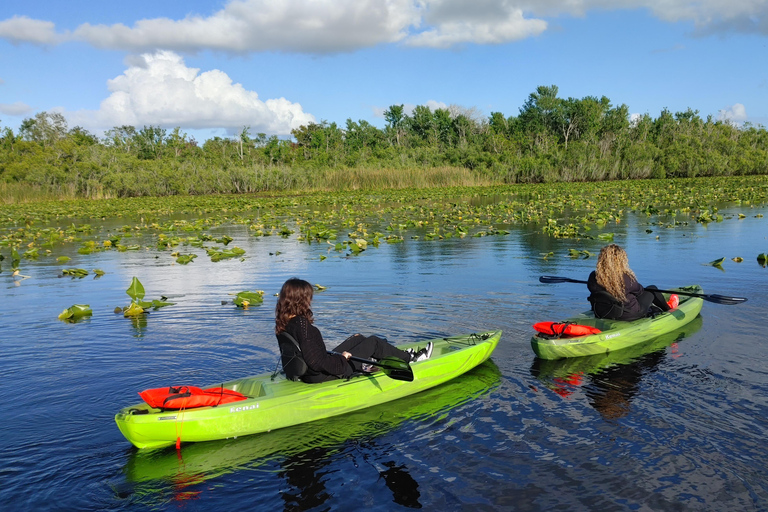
[539,275,587,284]
[376,357,414,382]
[706,294,747,305]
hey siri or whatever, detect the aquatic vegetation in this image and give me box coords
[1,176,768,261]
[706,257,726,271]
[119,277,175,317]
[232,290,265,308]
[172,252,197,265]
[62,268,89,278]
[206,246,246,262]
[58,304,92,322]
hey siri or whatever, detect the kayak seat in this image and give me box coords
[588,290,625,320]
[277,331,308,381]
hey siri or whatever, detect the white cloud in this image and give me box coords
[718,103,748,123]
[0,101,33,116]
[72,0,420,54]
[66,51,315,135]
[408,1,547,47]
[0,15,61,45]
[0,1,766,52]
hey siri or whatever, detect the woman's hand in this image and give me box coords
[341,351,352,360]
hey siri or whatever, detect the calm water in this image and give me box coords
[1,201,768,511]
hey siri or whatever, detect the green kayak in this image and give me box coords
[123,362,502,484]
[116,330,501,449]
[531,286,703,360]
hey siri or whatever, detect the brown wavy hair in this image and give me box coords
[595,244,637,302]
[275,278,314,334]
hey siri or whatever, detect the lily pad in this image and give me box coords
[233,290,265,308]
[707,257,725,268]
[58,304,92,322]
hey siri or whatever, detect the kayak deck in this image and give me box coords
[531,286,703,360]
[116,330,501,449]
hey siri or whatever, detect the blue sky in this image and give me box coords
[0,1,766,143]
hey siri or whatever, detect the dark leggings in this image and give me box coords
[333,334,410,370]
[638,285,670,313]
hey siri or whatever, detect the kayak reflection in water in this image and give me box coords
[587,244,675,321]
[279,446,422,510]
[275,278,432,383]
[586,348,666,420]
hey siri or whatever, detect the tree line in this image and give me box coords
[1,85,767,199]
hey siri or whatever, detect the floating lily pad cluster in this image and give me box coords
[2,176,768,274]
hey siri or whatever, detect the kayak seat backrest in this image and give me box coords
[277,331,308,381]
[588,290,625,320]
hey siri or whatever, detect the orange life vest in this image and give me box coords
[533,321,601,337]
[139,385,248,410]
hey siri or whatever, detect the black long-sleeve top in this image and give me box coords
[587,271,646,320]
[282,315,352,381]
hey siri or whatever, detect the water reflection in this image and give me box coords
[531,316,703,419]
[279,446,422,510]
[120,362,500,508]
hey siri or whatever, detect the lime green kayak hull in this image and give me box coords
[531,286,703,360]
[116,330,501,449]
[123,361,502,483]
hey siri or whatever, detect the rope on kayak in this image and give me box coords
[443,332,489,347]
[175,396,189,450]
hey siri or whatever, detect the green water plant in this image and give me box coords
[206,246,246,262]
[58,304,92,322]
[62,268,89,278]
[707,257,726,270]
[172,252,197,265]
[120,277,175,317]
[232,290,265,308]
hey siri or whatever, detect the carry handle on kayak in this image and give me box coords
[538,275,747,305]
[327,351,414,382]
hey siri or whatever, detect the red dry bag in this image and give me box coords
[139,385,248,409]
[533,321,601,337]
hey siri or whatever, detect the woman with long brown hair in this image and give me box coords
[587,244,675,321]
[275,278,432,383]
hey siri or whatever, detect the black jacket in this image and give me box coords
[282,316,353,383]
[587,271,647,321]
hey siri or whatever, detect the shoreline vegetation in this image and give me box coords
[1,85,766,204]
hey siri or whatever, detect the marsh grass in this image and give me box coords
[317,166,491,190]
[1,182,76,204]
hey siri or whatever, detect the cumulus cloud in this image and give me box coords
[66,51,315,135]
[0,101,34,116]
[0,15,61,45]
[69,0,419,54]
[408,1,547,47]
[0,1,766,52]
[718,103,748,123]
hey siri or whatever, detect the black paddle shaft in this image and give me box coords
[538,275,747,305]
[327,351,414,382]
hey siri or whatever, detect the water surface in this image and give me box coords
[1,201,767,511]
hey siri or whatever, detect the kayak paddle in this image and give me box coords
[538,275,747,305]
[327,351,414,382]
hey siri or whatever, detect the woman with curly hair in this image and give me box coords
[587,244,675,321]
[275,278,432,383]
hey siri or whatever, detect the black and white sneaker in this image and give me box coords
[411,341,433,362]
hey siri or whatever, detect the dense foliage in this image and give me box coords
[1,85,767,201]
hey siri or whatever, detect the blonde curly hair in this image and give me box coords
[595,244,637,302]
